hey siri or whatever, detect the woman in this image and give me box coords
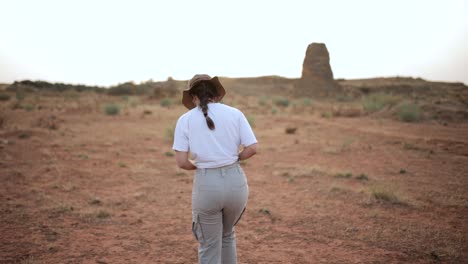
[172,74,258,264]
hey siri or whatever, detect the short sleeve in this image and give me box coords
[239,111,257,147]
[172,114,189,152]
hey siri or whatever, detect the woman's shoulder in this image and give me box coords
[177,108,197,123]
[214,103,242,114]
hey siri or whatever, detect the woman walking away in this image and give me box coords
[173,74,258,264]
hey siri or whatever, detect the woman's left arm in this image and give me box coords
[175,151,197,170]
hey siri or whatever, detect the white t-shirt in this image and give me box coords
[172,103,257,169]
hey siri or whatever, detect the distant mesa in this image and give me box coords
[295,42,342,97]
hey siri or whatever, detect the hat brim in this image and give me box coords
[182,76,226,109]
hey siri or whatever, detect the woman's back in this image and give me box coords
[173,102,256,169]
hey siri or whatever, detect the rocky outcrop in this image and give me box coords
[295,43,341,97]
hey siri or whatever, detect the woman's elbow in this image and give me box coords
[248,143,258,155]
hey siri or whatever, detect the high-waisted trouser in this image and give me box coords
[192,162,249,264]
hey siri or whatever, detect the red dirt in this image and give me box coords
[1,96,467,263]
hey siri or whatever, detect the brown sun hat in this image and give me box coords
[182,74,226,109]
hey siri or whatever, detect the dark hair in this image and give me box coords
[189,81,218,130]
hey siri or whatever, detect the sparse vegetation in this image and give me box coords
[2,76,467,262]
[54,204,74,214]
[22,104,34,111]
[397,102,421,122]
[341,138,354,151]
[321,112,333,118]
[96,210,111,219]
[273,97,290,107]
[355,173,369,181]
[18,132,30,139]
[247,115,256,128]
[166,124,175,142]
[370,184,403,204]
[362,93,401,113]
[104,104,120,115]
[89,197,102,205]
[302,98,312,106]
[258,208,271,215]
[0,93,11,101]
[258,96,269,106]
[160,98,172,107]
[335,172,353,179]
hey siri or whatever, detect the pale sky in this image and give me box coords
[0,0,467,86]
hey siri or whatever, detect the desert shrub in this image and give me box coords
[96,210,110,219]
[18,132,30,139]
[371,185,403,204]
[160,98,172,107]
[271,107,278,114]
[0,93,11,101]
[355,174,369,181]
[15,89,26,101]
[104,104,120,115]
[321,112,333,118]
[362,93,401,113]
[22,104,34,111]
[273,97,290,107]
[335,172,352,179]
[258,96,269,106]
[302,98,312,106]
[166,124,175,142]
[64,90,80,100]
[247,115,256,128]
[89,197,102,205]
[108,82,137,96]
[397,103,421,122]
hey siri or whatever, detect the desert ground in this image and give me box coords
[1,82,467,263]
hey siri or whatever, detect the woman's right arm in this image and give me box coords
[238,143,257,161]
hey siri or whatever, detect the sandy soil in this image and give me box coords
[1,95,467,263]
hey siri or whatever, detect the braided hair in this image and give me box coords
[190,81,218,130]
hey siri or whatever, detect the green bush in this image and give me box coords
[321,112,332,118]
[160,98,172,107]
[104,104,120,115]
[258,96,269,106]
[247,115,256,128]
[22,104,34,111]
[15,89,26,101]
[166,124,175,142]
[362,93,400,113]
[302,98,312,106]
[273,97,290,107]
[0,93,11,101]
[397,103,421,122]
[370,185,403,204]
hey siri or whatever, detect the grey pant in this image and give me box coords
[192,162,249,264]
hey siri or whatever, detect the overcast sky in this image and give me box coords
[0,0,467,86]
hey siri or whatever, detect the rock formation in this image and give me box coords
[295,43,341,97]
